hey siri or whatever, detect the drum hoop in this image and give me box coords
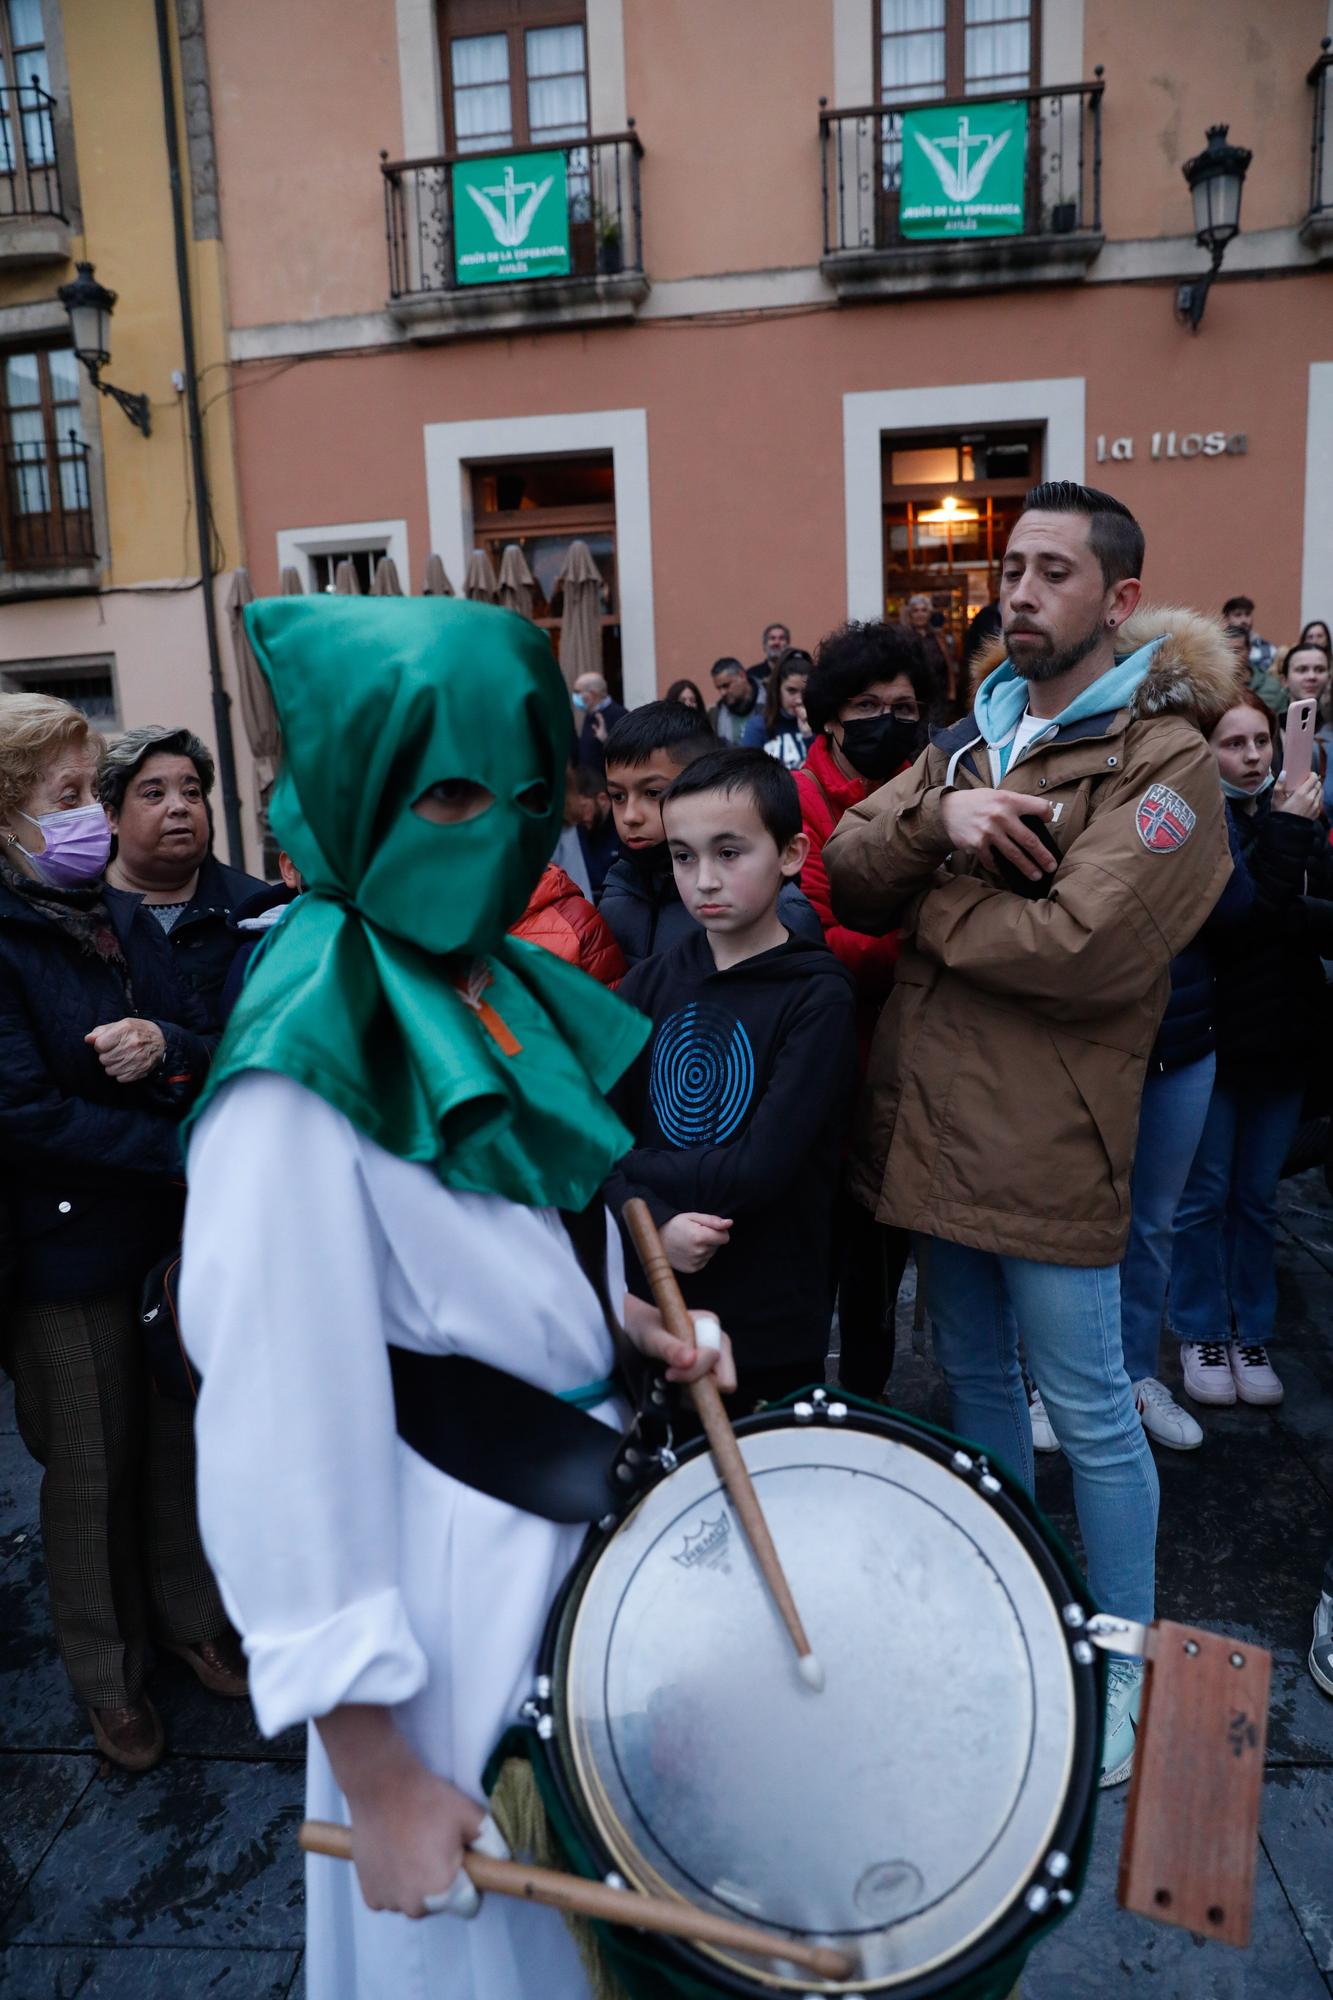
[537,1399,1101,1998]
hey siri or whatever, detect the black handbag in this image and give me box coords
[139,1245,201,1404]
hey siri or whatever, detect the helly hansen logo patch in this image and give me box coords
[1136,784,1196,853]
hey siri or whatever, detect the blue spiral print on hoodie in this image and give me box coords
[649,1001,756,1146]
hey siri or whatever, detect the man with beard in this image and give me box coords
[825,482,1234,1791]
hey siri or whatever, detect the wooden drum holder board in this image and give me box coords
[1104,1616,1270,1947]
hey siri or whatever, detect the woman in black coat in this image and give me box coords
[0,693,242,1772]
[1170,691,1333,1412]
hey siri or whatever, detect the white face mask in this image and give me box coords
[14,803,112,887]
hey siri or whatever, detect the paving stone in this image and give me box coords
[2,1757,305,1950]
[0,1542,88,1754]
[1022,1783,1331,1999]
[0,1533,301,1765]
[0,1943,300,1997]
[1259,1764,1333,1973]
[150,1653,303,1768]
[0,1434,39,1570]
[0,1754,95,1926]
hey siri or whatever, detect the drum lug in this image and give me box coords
[520,1684,555,1741]
[792,1389,847,1426]
[950,1447,1003,1498]
[1085,1611,1149,1659]
[1024,1846,1075,1918]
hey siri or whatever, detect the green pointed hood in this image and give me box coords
[188,595,648,1209]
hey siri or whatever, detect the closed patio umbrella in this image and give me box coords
[421,553,454,597]
[371,555,403,595]
[280,566,304,595]
[226,568,281,815]
[334,559,361,595]
[498,543,536,620]
[554,538,603,690]
[463,548,499,603]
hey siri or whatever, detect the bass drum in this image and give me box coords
[530,1392,1100,1997]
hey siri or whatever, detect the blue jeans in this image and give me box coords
[1169,1081,1304,1345]
[928,1240,1159,1624]
[1120,1055,1216,1384]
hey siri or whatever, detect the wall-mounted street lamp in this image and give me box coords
[1176,126,1252,332]
[56,262,152,435]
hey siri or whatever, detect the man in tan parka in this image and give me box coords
[825,482,1234,1789]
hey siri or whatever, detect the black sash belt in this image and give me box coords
[387,1348,628,1525]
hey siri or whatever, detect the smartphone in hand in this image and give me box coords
[992,814,1061,900]
[1281,698,1318,789]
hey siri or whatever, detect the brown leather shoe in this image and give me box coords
[165,1633,249,1698]
[88,1698,166,1772]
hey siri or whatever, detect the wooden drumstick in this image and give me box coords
[299,1820,855,1980]
[621,1198,824,1691]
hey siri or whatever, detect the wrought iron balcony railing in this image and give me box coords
[1,434,96,571]
[820,75,1104,260]
[0,81,65,222]
[382,129,643,300]
[1308,39,1332,226]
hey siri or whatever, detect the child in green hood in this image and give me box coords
[180,597,733,1998]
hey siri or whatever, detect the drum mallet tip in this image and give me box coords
[798,1652,825,1692]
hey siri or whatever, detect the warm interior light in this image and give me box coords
[917,496,980,526]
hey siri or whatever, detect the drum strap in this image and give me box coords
[387,1348,625,1523]
[387,1199,657,1525]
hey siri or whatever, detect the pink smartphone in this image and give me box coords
[1282,697,1318,788]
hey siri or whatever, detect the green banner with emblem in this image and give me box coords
[899,100,1028,238]
[451,150,571,285]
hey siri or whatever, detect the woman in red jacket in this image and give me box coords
[796,622,932,1401]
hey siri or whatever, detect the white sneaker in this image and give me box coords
[1180,1340,1236,1406]
[1100,1658,1142,1788]
[1133,1376,1203,1450]
[1229,1342,1284,1406]
[1311,1592,1333,1698]
[1028,1389,1060,1454]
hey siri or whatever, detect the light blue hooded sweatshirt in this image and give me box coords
[972,636,1166,778]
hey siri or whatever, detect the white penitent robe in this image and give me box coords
[182,1070,621,2000]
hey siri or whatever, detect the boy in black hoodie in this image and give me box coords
[607,747,857,1409]
[600,702,823,964]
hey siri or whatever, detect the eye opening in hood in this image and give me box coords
[412,778,495,825]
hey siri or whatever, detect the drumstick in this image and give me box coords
[620,1198,824,1692]
[299,1820,854,1980]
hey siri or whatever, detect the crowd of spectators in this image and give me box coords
[3,521,1331,1792]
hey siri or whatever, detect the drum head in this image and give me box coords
[553,1413,1094,1993]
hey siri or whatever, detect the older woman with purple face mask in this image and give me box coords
[0,693,241,1775]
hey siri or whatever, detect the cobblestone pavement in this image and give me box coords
[2,1176,1331,1997]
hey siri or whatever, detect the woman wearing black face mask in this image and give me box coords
[796,624,932,1402]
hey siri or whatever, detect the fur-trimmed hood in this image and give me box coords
[971,603,1239,735]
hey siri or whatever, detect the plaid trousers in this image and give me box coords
[4,1288,225,1708]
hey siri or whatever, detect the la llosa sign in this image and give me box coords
[1095,430,1248,463]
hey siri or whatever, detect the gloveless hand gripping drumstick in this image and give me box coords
[298,1821,855,1979]
[621,1197,825,1692]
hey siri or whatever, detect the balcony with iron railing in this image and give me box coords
[381,128,647,339]
[0,434,99,596]
[819,74,1105,300]
[1302,38,1333,253]
[0,80,70,262]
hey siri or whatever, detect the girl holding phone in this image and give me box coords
[1171,692,1333,1411]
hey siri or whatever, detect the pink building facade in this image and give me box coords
[207,0,1332,713]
